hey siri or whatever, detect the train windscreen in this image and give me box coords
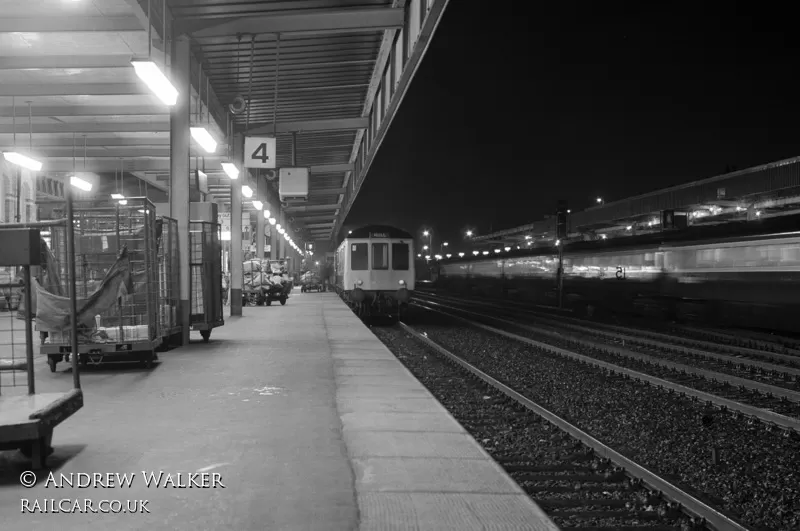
[351,243,368,270]
[392,243,410,270]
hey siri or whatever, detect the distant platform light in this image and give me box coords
[70,176,92,192]
[446,254,452,258]
[494,249,501,254]
[555,240,561,246]
[222,162,239,179]
[241,185,253,198]
[458,252,465,257]
[482,251,489,255]
[252,200,263,210]
[626,226,632,230]
[190,127,217,153]
[504,246,510,252]
[473,251,479,256]
[600,234,607,239]
[269,217,276,225]
[111,193,125,200]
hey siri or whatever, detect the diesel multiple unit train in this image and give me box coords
[334,225,415,315]
[435,215,800,334]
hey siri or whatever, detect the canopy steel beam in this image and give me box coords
[0,105,167,117]
[0,16,143,33]
[246,117,368,135]
[305,223,334,228]
[0,55,137,70]
[0,123,169,134]
[178,7,404,38]
[0,136,169,147]
[0,146,213,159]
[0,84,143,97]
[284,204,339,213]
[42,159,210,172]
[292,215,338,222]
[309,188,347,196]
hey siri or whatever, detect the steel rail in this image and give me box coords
[398,320,751,531]
[411,301,800,432]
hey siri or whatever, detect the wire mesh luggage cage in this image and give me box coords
[0,225,83,470]
[158,217,180,343]
[190,221,224,342]
[37,197,161,369]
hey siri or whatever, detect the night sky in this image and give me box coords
[343,2,800,250]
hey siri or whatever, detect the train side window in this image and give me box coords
[372,243,389,270]
[351,243,368,270]
[391,243,409,270]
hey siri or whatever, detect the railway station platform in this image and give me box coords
[0,291,555,531]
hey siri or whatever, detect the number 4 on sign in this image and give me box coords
[244,136,276,169]
[252,143,269,164]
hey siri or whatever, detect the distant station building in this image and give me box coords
[472,156,800,249]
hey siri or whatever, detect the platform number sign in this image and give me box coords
[244,136,276,169]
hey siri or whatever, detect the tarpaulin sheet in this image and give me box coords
[35,250,134,331]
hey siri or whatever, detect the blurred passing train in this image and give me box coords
[436,215,800,334]
[334,225,415,316]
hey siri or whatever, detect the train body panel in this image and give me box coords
[436,216,800,333]
[334,225,415,314]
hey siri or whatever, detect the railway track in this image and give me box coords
[410,297,800,429]
[415,287,800,358]
[375,318,751,530]
[413,298,800,396]
[415,293,800,401]
[416,291,800,370]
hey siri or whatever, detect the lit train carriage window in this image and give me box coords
[391,243,409,270]
[780,243,800,265]
[372,243,389,270]
[351,243,368,270]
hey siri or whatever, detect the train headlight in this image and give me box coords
[357,279,363,286]
[398,280,405,286]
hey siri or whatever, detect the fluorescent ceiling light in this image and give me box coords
[111,193,125,200]
[131,59,178,106]
[119,200,128,205]
[70,176,92,192]
[268,217,276,225]
[190,127,217,153]
[3,152,43,171]
[241,185,253,198]
[252,200,263,210]
[263,210,271,219]
[220,231,231,241]
[221,162,239,179]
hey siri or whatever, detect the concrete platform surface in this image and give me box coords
[0,292,556,530]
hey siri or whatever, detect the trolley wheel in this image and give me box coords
[200,330,211,343]
[47,356,58,373]
[141,350,156,369]
[280,296,287,305]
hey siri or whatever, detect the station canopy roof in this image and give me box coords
[0,0,449,244]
